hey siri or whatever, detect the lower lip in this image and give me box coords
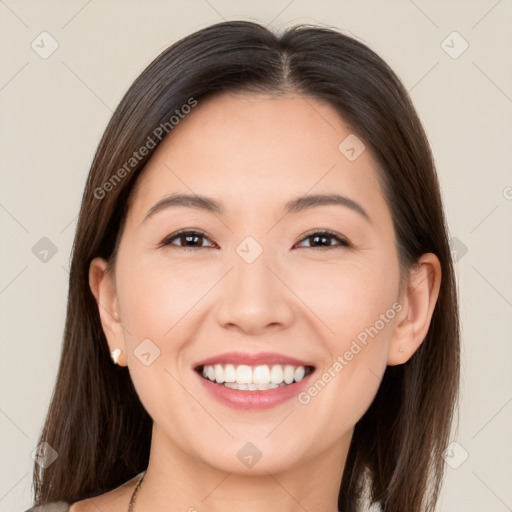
[195,370,314,410]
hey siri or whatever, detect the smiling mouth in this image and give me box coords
[195,363,315,391]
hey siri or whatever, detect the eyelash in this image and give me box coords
[159,229,351,251]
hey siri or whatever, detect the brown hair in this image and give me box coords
[32,20,460,512]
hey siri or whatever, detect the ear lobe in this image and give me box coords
[387,253,442,366]
[89,257,127,366]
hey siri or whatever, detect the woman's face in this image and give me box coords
[94,92,407,474]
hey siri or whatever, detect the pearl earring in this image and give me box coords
[111,348,122,365]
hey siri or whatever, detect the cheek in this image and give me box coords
[287,252,400,343]
[116,255,209,337]
[292,255,399,434]
[114,257,204,428]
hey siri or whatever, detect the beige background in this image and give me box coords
[1,1,511,511]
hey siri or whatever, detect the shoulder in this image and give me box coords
[22,502,70,512]
[24,473,143,512]
[24,494,117,512]
[66,473,143,512]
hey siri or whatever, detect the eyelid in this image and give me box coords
[158,229,216,249]
[294,229,352,248]
[159,228,351,250]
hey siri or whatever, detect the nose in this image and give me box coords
[215,249,295,335]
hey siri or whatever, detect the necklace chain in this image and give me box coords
[127,471,145,512]
[126,471,341,511]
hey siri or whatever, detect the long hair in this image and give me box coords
[32,20,460,512]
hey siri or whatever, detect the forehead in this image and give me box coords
[127,92,388,224]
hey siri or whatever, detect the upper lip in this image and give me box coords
[193,351,315,369]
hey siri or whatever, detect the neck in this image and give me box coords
[134,423,350,512]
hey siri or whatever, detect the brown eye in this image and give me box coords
[159,229,350,251]
[295,230,351,249]
[160,230,217,250]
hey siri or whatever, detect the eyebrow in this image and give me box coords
[143,192,371,223]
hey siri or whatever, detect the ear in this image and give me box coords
[89,257,127,366]
[387,253,442,366]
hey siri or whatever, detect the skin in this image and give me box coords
[80,92,441,512]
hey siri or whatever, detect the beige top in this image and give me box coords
[24,471,145,512]
[23,502,70,512]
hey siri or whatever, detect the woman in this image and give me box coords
[26,20,460,512]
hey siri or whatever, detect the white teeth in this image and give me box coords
[294,366,305,382]
[214,364,225,383]
[253,365,271,384]
[283,365,295,384]
[224,364,236,383]
[224,382,280,391]
[236,365,252,384]
[199,363,311,387]
[270,364,284,384]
